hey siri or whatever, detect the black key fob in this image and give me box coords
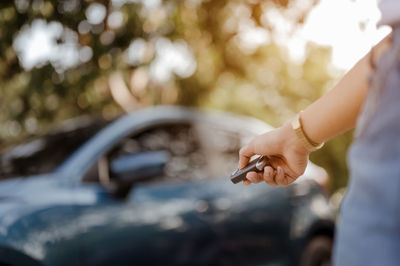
[230,156,270,184]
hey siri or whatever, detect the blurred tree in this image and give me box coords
[0,0,351,191]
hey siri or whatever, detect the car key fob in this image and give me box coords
[230,156,270,184]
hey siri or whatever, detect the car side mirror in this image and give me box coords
[110,151,170,184]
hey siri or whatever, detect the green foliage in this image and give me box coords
[311,131,353,190]
[0,0,351,191]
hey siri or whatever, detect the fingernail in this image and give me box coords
[277,166,281,175]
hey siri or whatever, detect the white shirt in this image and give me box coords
[378,0,400,26]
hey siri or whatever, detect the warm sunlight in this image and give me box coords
[291,0,391,70]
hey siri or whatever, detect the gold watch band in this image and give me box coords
[291,113,324,152]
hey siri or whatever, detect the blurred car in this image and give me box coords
[0,106,335,266]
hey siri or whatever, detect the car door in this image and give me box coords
[71,122,220,266]
[193,120,294,266]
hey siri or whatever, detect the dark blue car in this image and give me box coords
[0,106,335,266]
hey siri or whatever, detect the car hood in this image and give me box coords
[0,173,59,201]
[0,178,24,200]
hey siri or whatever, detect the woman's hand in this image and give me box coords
[238,121,310,186]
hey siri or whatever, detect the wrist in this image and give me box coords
[291,113,324,152]
[279,121,310,156]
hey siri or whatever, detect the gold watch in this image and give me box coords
[291,113,324,152]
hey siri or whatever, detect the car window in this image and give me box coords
[0,117,109,179]
[83,123,209,185]
[82,120,248,195]
[194,121,244,178]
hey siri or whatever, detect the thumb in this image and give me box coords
[238,131,281,170]
[238,142,256,169]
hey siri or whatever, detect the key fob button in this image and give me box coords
[231,169,239,176]
[255,156,267,170]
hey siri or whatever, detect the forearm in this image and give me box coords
[301,33,392,144]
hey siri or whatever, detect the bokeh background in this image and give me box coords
[0,0,390,192]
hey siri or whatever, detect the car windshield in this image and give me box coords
[0,116,110,179]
